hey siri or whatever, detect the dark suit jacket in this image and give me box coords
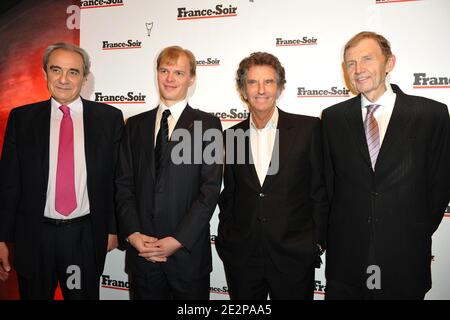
[115,105,223,280]
[216,108,329,275]
[0,98,124,278]
[322,84,450,296]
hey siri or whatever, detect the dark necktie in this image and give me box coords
[364,104,381,171]
[155,109,171,177]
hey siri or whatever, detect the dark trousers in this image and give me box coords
[130,267,210,300]
[223,246,315,300]
[325,237,425,300]
[325,279,425,300]
[18,216,99,300]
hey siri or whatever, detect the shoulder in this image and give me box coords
[9,100,49,116]
[403,93,448,115]
[125,109,155,126]
[279,108,319,123]
[190,106,219,121]
[189,106,222,128]
[82,99,123,118]
[322,96,359,117]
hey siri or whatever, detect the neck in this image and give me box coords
[251,107,275,129]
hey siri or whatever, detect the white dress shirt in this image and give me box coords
[154,99,188,146]
[44,97,90,219]
[361,83,397,145]
[250,107,279,186]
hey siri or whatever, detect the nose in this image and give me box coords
[58,71,69,84]
[257,81,265,94]
[354,62,363,74]
[166,71,174,82]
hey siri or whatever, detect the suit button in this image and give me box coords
[257,217,267,223]
[259,193,265,198]
[368,216,372,224]
[371,191,379,197]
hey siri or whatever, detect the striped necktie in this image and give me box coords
[364,104,381,171]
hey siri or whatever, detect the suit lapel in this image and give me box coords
[165,105,195,164]
[243,119,262,190]
[375,88,413,170]
[172,104,195,135]
[34,100,51,191]
[140,108,157,182]
[344,97,372,169]
[262,109,294,190]
[83,100,96,180]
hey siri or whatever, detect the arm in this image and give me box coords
[0,109,20,242]
[107,110,124,251]
[217,128,235,239]
[114,119,142,243]
[169,117,223,253]
[0,110,20,280]
[428,104,450,234]
[309,118,329,249]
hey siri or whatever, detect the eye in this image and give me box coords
[50,67,61,74]
[346,61,355,69]
[69,70,80,76]
[265,79,275,85]
[246,79,257,85]
[175,71,185,77]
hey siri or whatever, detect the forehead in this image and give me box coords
[48,49,84,68]
[159,53,191,69]
[247,65,277,78]
[345,38,383,60]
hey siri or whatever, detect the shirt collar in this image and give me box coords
[158,99,188,123]
[361,82,396,110]
[51,97,83,115]
[250,107,279,130]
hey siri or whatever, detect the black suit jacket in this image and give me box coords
[0,98,124,278]
[115,105,223,280]
[322,84,450,296]
[216,108,328,275]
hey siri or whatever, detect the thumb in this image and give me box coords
[0,258,11,272]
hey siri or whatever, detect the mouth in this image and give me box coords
[355,76,370,84]
[163,84,177,90]
[56,86,72,91]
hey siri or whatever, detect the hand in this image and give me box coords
[128,232,167,263]
[147,237,183,258]
[0,242,11,282]
[107,234,118,252]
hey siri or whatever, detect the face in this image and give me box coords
[45,48,86,105]
[244,65,279,116]
[157,54,195,106]
[344,38,395,102]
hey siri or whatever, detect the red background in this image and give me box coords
[0,0,80,300]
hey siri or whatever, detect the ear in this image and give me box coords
[43,69,48,81]
[385,54,396,74]
[189,75,196,87]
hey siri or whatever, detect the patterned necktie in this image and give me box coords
[55,105,77,216]
[155,109,171,177]
[364,104,381,171]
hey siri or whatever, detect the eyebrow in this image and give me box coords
[49,65,81,73]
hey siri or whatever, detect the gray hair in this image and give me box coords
[42,42,91,76]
